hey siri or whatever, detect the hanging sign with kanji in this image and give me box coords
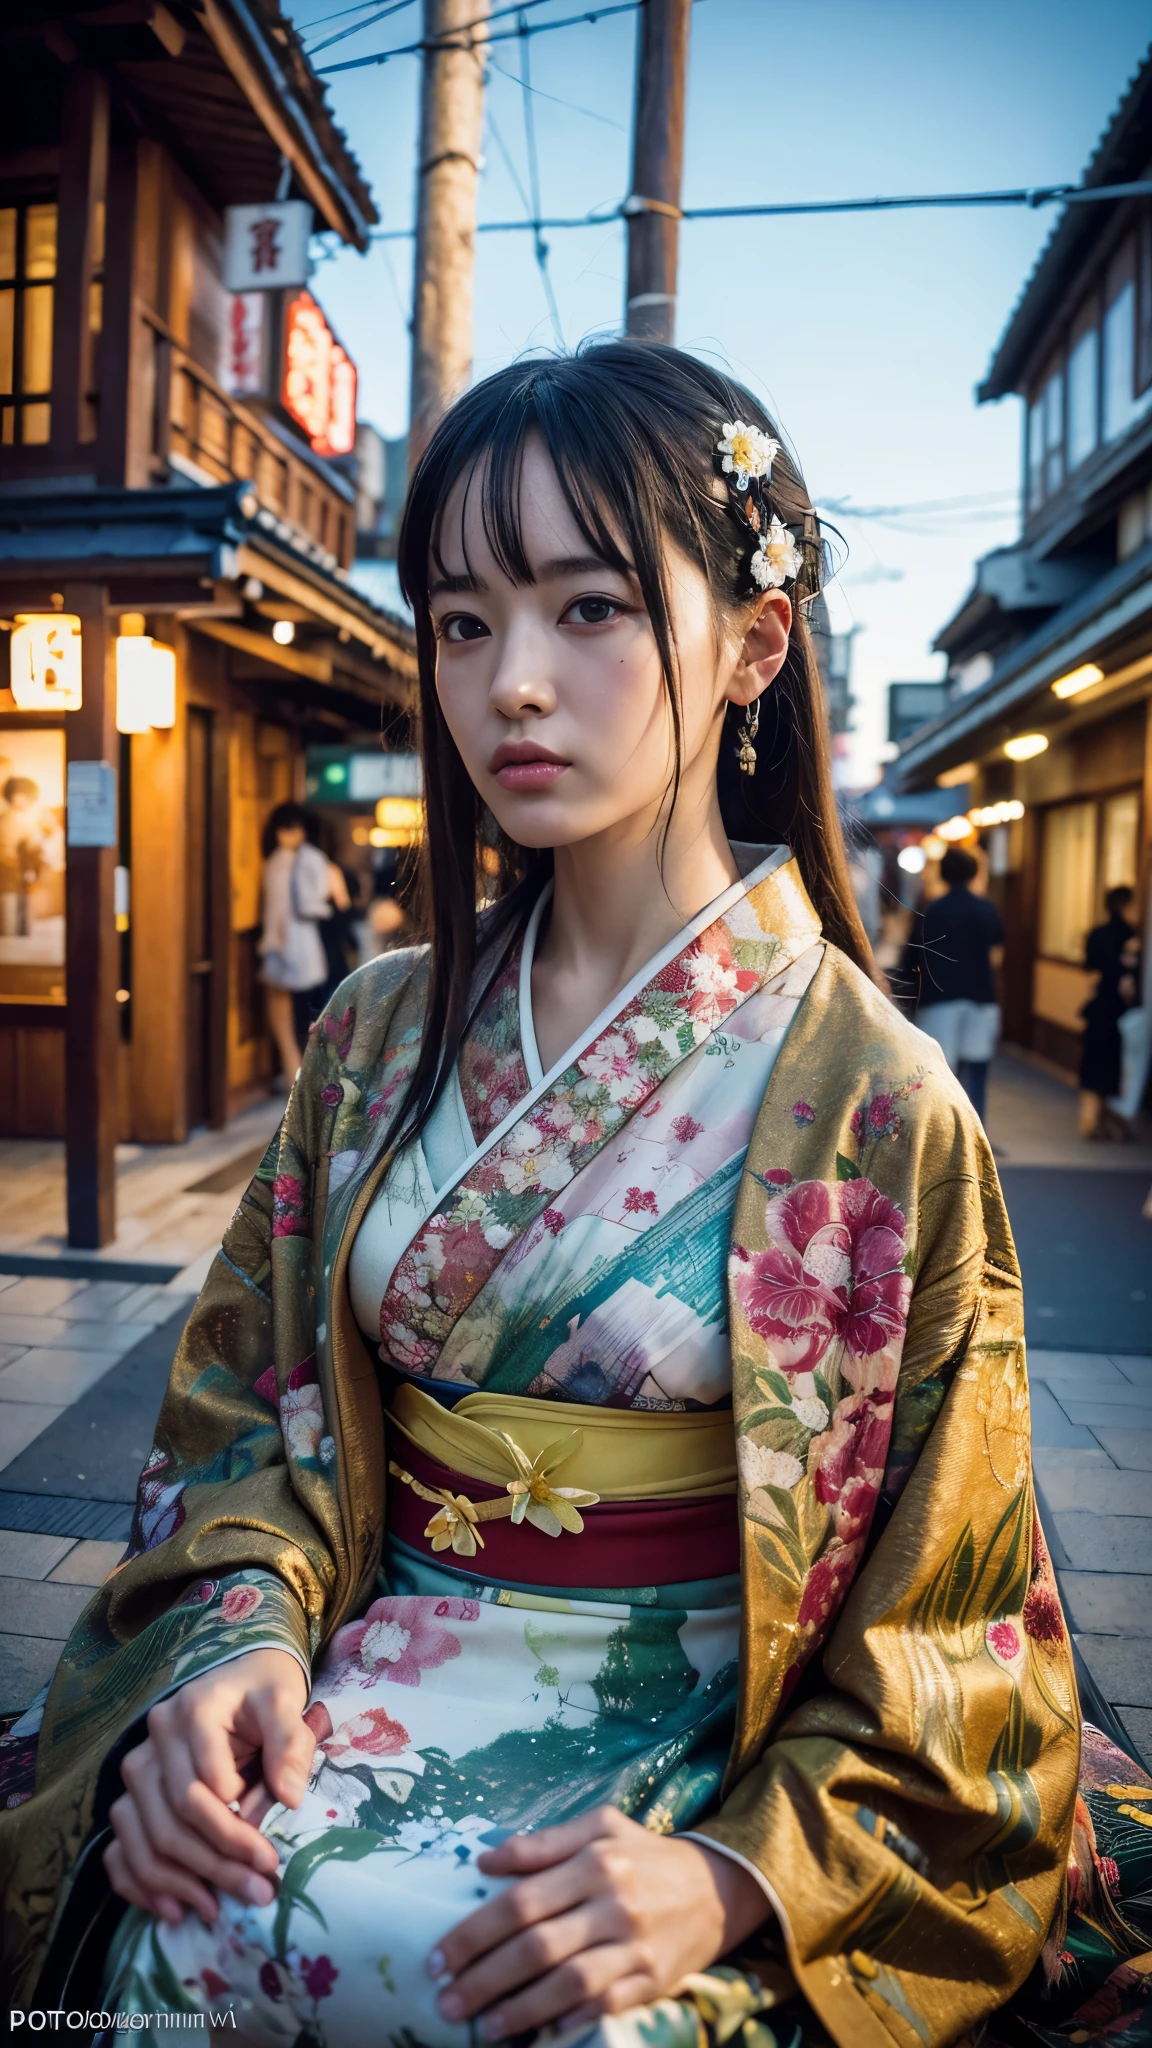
[281,291,358,456]
[223,201,312,293]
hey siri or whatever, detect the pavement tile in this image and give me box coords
[0,1574,91,1641]
[1121,1707,1152,1762]
[111,1285,182,1324]
[1035,1465,1152,1516]
[0,1275,19,1294]
[1028,1356,1134,1392]
[52,1281,136,1319]
[1112,1356,1152,1383]
[1052,1514,1152,1574]
[1060,1572,1152,1635]
[1076,1634,1152,1710]
[0,1344,28,1371]
[0,1314,150,1354]
[0,1314,71,1347]
[0,1401,66,1472]
[0,1347,130,1405]
[0,1530,76,1579]
[0,1277,84,1316]
[1091,1429,1152,1470]
[48,1538,124,1585]
[0,1634,61,1715]
[1061,1397,1152,1429]
[1029,1383,1097,1448]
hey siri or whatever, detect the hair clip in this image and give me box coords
[715,420,804,597]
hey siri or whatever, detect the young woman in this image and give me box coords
[259,803,348,1084]
[3,345,1149,2048]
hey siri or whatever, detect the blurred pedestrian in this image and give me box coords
[258,802,334,1084]
[915,844,1004,1121]
[1079,884,1140,1140]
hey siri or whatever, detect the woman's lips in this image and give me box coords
[494,758,569,790]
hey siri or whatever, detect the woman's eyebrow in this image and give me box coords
[534,553,632,581]
[428,571,485,598]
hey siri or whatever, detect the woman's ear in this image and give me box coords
[727,592,792,708]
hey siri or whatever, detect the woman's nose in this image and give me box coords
[487,628,557,720]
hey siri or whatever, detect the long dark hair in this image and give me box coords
[395,340,872,1142]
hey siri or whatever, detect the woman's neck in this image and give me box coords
[529,789,739,1074]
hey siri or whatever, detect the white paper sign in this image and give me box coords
[224,291,267,395]
[223,202,313,292]
[67,761,118,848]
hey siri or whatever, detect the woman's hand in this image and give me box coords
[104,1648,313,1928]
[429,1806,769,2041]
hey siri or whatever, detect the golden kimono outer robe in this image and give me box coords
[0,861,1083,2047]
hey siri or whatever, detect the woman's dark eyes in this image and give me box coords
[563,596,622,625]
[441,614,491,642]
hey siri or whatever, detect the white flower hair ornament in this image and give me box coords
[751,514,803,592]
[716,419,780,491]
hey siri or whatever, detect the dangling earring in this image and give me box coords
[736,697,760,776]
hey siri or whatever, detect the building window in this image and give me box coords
[1027,397,1045,510]
[1067,313,1099,469]
[1103,241,1137,443]
[0,199,57,446]
[1038,789,1142,964]
[1043,367,1064,496]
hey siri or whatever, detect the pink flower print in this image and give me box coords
[202,1969,231,2001]
[326,1594,474,1688]
[253,1364,278,1407]
[319,1083,343,1108]
[985,1618,1025,1671]
[1023,1583,1065,1645]
[322,1706,412,1764]
[183,1579,217,1606]
[324,1005,355,1060]
[868,1093,895,1132]
[579,1031,642,1105]
[541,1208,565,1235]
[220,1584,264,1623]
[303,1701,334,1742]
[272,1171,310,1238]
[622,1186,659,1217]
[136,1450,187,1551]
[795,1541,865,1643]
[302,1955,338,2000]
[735,1176,910,1382]
[670,1113,703,1144]
[260,1961,284,2002]
[792,1101,816,1127]
[281,1358,325,1463]
[850,1108,865,1143]
[761,1168,793,1188]
[808,1390,893,1542]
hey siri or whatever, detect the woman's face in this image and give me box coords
[277,824,306,852]
[429,437,790,852]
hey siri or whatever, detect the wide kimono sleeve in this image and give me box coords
[694,953,1080,2048]
[0,947,424,2004]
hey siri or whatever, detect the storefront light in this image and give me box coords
[935,761,976,790]
[115,624,176,733]
[1051,662,1103,700]
[897,844,927,875]
[937,814,976,842]
[272,619,295,645]
[1003,733,1048,761]
[969,799,1025,827]
[10,613,83,711]
[921,834,946,861]
[372,796,424,848]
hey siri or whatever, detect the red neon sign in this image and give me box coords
[281,291,358,457]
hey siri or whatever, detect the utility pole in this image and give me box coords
[624,0,691,344]
[409,0,489,469]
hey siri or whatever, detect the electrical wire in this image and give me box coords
[517,9,565,345]
[486,54,625,128]
[367,179,1152,239]
[305,0,418,59]
[319,0,641,73]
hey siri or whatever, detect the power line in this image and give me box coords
[820,490,1020,518]
[305,0,418,59]
[367,179,1152,240]
[517,9,565,345]
[487,54,625,128]
[319,0,641,72]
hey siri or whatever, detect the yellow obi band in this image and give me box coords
[388,1382,737,1501]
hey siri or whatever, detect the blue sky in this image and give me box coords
[291,0,1151,782]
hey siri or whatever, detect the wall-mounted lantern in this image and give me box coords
[115,615,176,733]
[10,613,83,711]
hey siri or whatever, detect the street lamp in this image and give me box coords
[1003,733,1048,761]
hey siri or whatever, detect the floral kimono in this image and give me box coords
[2,849,1150,2048]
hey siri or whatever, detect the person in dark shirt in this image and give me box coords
[1079,884,1139,1140]
[915,844,1004,1120]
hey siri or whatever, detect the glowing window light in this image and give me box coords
[897,844,926,875]
[1003,733,1048,761]
[937,814,976,841]
[969,799,1026,827]
[935,761,976,790]
[372,796,424,848]
[10,613,82,710]
[1051,662,1104,699]
[116,633,176,732]
[921,834,946,861]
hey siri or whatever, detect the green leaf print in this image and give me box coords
[590,1610,698,1720]
[835,1151,862,1181]
[274,1827,393,1961]
[147,1921,203,2012]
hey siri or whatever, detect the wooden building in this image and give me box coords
[0,2,415,1244]
[898,54,1152,1081]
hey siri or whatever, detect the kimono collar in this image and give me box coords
[379,846,822,1376]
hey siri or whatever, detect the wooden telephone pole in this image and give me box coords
[408,0,490,469]
[624,0,691,344]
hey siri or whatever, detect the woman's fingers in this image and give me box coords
[434,1837,601,1982]
[107,1794,222,1927]
[142,1733,278,1876]
[438,1899,623,2024]
[245,1678,316,1810]
[120,1746,277,1901]
[476,1807,621,1879]
[478,1946,650,2043]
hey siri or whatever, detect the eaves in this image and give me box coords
[897,541,1152,783]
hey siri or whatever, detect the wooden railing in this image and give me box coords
[142,310,354,573]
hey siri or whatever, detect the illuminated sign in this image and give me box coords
[281,291,357,457]
[223,202,312,292]
[224,292,266,397]
[10,614,82,710]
